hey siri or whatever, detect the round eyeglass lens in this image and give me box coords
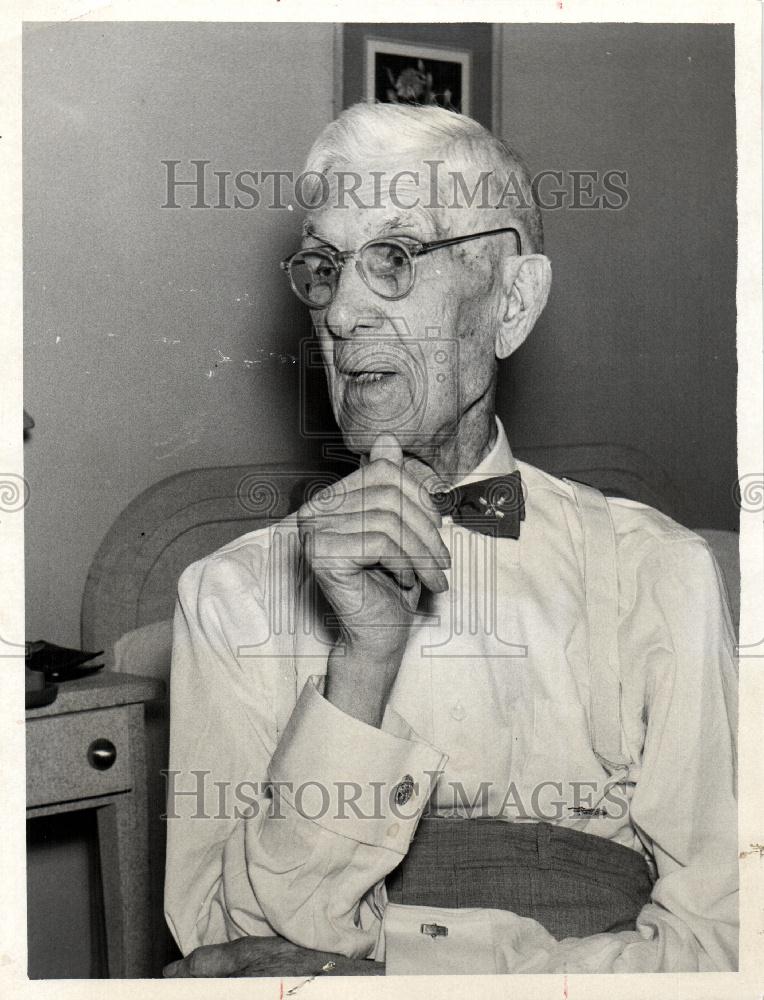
[288,250,338,307]
[360,241,414,298]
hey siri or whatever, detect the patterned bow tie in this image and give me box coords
[433,471,525,538]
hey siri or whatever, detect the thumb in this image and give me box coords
[370,433,403,466]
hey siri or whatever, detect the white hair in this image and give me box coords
[303,102,543,253]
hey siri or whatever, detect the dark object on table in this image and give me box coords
[26,640,104,683]
[25,666,58,709]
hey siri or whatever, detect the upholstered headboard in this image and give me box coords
[80,464,337,662]
[81,447,739,665]
[514,442,685,520]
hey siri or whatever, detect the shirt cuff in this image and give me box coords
[267,678,447,853]
[382,903,499,975]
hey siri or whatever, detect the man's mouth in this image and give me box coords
[339,368,398,384]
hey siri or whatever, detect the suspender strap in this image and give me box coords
[565,480,631,774]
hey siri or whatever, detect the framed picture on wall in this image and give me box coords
[365,38,471,116]
[339,24,496,130]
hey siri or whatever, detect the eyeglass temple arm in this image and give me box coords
[280,227,522,269]
[416,227,522,257]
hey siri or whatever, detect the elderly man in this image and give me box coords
[163,103,738,977]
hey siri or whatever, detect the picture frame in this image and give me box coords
[365,38,471,116]
[338,23,497,130]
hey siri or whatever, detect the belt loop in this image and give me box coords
[536,822,552,869]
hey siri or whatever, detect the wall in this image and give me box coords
[496,23,737,529]
[24,22,336,646]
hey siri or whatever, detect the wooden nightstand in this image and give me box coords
[26,672,164,978]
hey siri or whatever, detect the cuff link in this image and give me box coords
[394,774,415,806]
[421,923,449,939]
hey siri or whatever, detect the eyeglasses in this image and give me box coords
[280,226,522,308]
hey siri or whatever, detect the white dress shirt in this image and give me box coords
[164,420,738,973]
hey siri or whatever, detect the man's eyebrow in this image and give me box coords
[377,215,426,237]
[301,212,440,244]
[301,220,336,246]
[376,212,443,239]
[376,216,404,236]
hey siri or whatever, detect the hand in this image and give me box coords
[511,931,639,974]
[163,934,385,978]
[297,433,450,724]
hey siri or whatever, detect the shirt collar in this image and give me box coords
[450,418,517,491]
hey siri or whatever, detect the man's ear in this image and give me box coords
[495,255,552,359]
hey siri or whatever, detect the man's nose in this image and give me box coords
[324,259,383,339]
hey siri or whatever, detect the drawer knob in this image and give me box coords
[87,738,117,770]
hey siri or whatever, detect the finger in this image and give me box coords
[178,941,252,978]
[163,946,221,978]
[333,526,419,591]
[310,528,417,593]
[307,509,449,578]
[403,455,450,496]
[309,460,440,523]
[376,516,449,592]
[363,532,419,592]
[370,433,402,466]
[369,435,436,515]
[368,534,418,591]
[302,487,449,568]
[317,517,449,593]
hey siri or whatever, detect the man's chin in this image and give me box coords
[339,427,396,455]
[338,423,436,460]
[335,412,417,453]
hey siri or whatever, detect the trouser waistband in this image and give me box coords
[386,818,655,940]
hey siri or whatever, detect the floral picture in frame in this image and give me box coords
[365,39,471,116]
